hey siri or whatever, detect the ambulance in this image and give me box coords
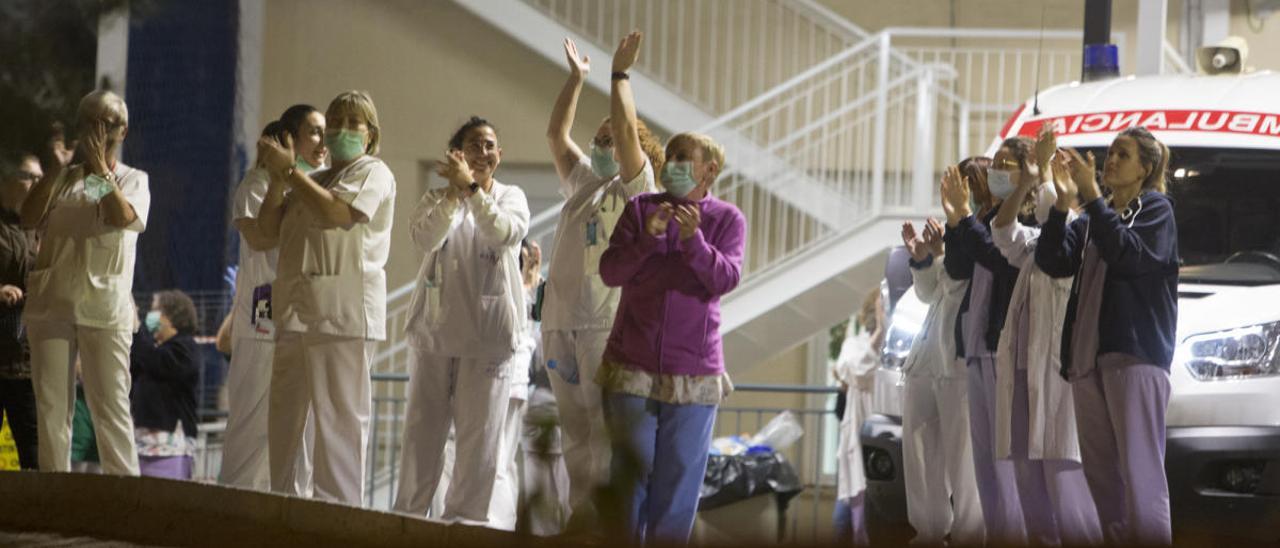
[862,70,1280,540]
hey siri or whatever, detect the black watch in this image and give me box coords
[468,181,480,194]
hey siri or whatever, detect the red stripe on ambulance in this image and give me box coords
[1012,110,1280,139]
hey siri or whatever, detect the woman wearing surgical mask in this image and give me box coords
[597,132,745,543]
[394,116,529,525]
[987,127,1102,545]
[130,290,201,480]
[1035,127,1178,545]
[21,90,150,476]
[939,147,1030,544]
[221,106,324,493]
[542,31,662,528]
[256,90,397,505]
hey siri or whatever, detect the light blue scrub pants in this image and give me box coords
[606,392,717,544]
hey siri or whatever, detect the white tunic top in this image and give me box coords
[542,160,655,331]
[274,156,396,341]
[24,163,150,330]
[231,167,278,341]
[405,180,530,360]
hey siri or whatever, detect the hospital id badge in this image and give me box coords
[252,283,274,334]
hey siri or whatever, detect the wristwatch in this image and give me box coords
[468,181,480,194]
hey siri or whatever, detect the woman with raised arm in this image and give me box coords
[541,32,662,528]
[988,127,1102,545]
[899,211,986,546]
[393,116,529,525]
[1034,127,1178,545]
[22,90,150,476]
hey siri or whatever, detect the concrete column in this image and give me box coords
[95,5,130,95]
[1136,0,1168,75]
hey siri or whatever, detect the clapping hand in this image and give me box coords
[901,222,928,262]
[436,149,475,197]
[1050,153,1077,212]
[940,165,972,225]
[673,203,700,241]
[645,203,674,237]
[1062,147,1100,202]
[257,133,295,175]
[922,218,945,257]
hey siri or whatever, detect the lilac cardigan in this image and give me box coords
[599,192,746,377]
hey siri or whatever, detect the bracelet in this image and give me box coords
[611,71,629,81]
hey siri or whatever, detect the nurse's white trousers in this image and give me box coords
[543,328,612,517]
[393,349,512,523]
[902,372,985,546]
[270,331,372,505]
[222,337,314,493]
[28,321,139,475]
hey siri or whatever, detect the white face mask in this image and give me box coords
[1034,182,1058,225]
[987,168,1016,199]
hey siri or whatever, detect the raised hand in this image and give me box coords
[435,149,474,194]
[612,31,643,74]
[1028,124,1057,186]
[82,122,111,177]
[1062,147,1099,201]
[564,37,589,80]
[257,133,295,175]
[673,203,701,241]
[1051,153,1077,211]
[940,165,972,225]
[923,217,945,257]
[901,222,927,262]
[646,202,674,237]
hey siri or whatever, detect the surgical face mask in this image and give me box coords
[295,155,317,173]
[661,161,699,198]
[590,144,619,179]
[1034,182,1059,224]
[325,130,366,163]
[144,310,162,333]
[987,168,1016,199]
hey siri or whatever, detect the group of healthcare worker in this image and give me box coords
[898,125,1178,546]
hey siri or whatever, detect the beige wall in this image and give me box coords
[260,0,616,291]
[1230,0,1280,70]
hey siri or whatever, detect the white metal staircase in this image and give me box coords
[370,0,1195,382]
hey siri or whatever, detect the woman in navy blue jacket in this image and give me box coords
[130,290,202,480]
[1035,126,1178,545]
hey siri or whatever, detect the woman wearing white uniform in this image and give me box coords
[394,117,530,524]
[900,215,986,546]
[831,289,882,545]
[21,90,149,475]
[221,106,325,492]
[257,90,397,505]
[987,129,1102,546]
[542,32,661,527]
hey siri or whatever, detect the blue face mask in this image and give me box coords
[144,310,162,333]
[661,161,699,198]
[590,144,619,179]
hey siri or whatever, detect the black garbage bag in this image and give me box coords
[698,451,804,512]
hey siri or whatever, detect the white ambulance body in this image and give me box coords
[863,71,1280,538]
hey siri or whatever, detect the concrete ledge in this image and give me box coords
[0,471,584,547]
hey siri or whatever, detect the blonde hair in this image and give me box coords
[666,131,725,181]
[77,90,128,127]
[326,90,381,155]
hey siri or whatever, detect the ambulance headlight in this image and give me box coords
[879,317,921,371]
[1177,322,1280,381]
